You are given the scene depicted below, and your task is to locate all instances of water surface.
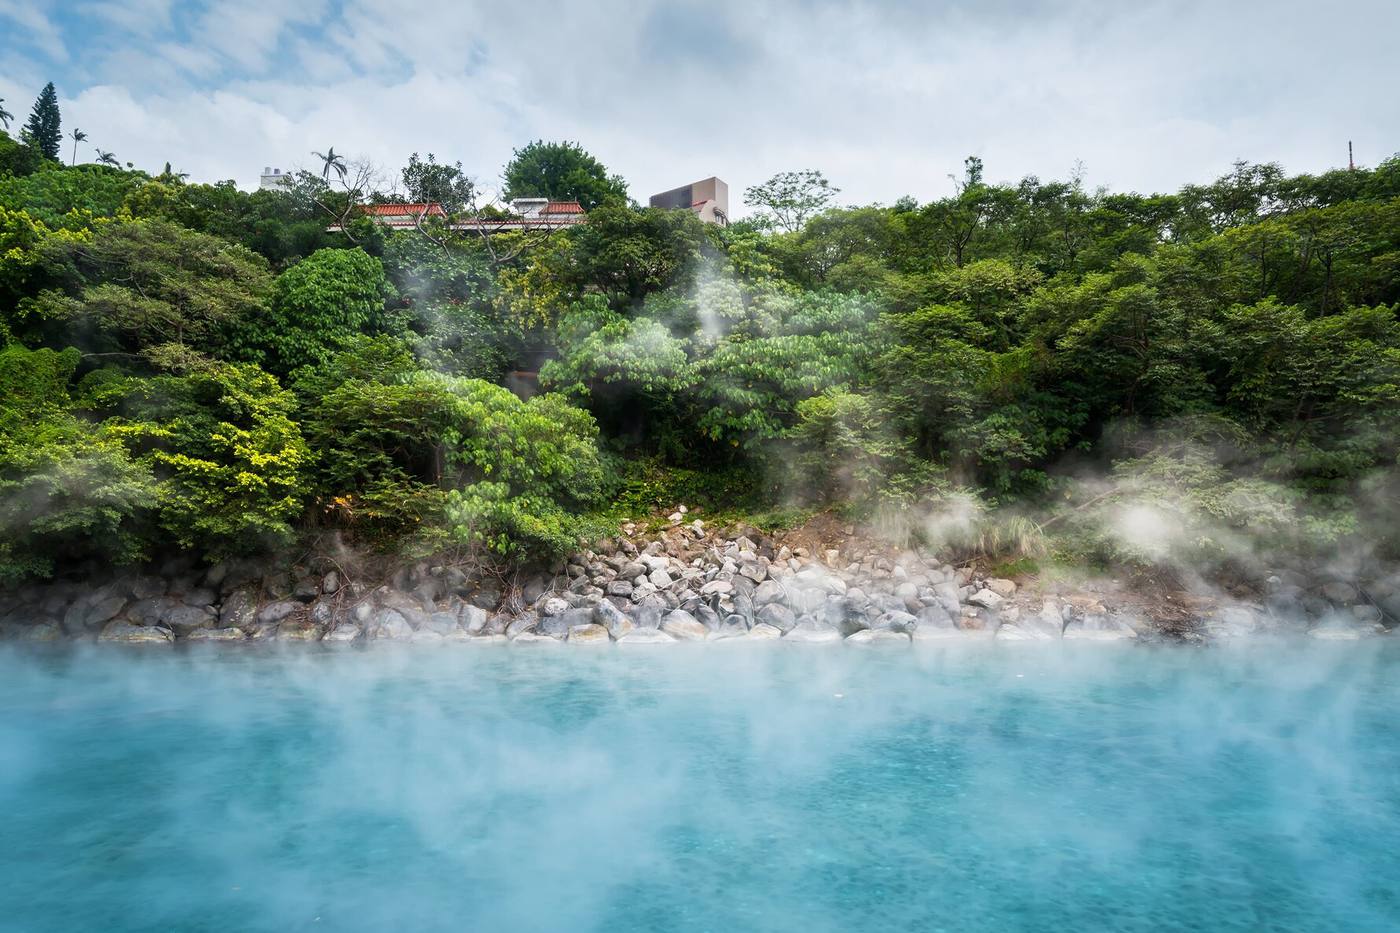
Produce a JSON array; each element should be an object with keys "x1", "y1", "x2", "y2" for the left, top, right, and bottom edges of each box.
[{"x1": 1, "y1": 641, "x2": 1397, "y2": 931}]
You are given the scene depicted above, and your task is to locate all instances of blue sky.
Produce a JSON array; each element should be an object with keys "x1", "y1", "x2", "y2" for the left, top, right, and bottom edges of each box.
[{"x1": 2, "y1": 0, "x2": 1397, "y2": 209}]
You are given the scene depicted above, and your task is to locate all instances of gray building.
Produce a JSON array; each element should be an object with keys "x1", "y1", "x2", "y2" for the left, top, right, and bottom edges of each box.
[{"x1": 650, "y1": 177, "x2": 729, "y2": 225}]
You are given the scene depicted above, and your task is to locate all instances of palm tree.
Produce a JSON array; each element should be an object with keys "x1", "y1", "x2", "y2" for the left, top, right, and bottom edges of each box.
[
  {"x1": 160, "y1": 161, "x2": 189, "y2": 182},
  {"x1": 0, "y1": 99, "x2": 12, "y2": 131},
  {"x1": 95, "y1": 148, "x2": 119, "y2": 167},
  {"x1": 70, "y1": 128, "x2": 87, "y2": 165},
  {"x1": 312, "y1": 146, "x2": 347, "y2": 183}
]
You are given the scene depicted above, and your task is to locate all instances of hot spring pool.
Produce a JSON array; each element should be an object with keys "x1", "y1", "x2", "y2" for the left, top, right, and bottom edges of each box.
[{"x1": 1, "y1": 641, "x2": 1397, "y2": 932}]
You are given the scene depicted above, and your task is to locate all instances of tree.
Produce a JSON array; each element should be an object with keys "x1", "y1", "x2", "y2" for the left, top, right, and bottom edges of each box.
[
  {"x1": 95, "y1": 149, "x2": 119, "y2": 167},
  {"x1": 25, "y1": 218, "x2": 274, "y2": 353},
  {"x1": 23, "y1": 83, "x2": 61, "y2": 160},
  {"x1": 501, "y1": 140, "x2": 628, "y2": 210},
  {"x1": 234, "y1": 247, "x2": 399, "y2": 374},
  {"x1": 401, "y1": 152, "x2": 474, "y2": 212},
  {"x1": 313, "y1": 146, "x2": 347, "y2": 182},
  {"x1": 0, "y1": 99, "x2": 13, "y2": 131},
  {"x1": 743, "y1": 170, "x2": 840, "y2": 233},
  {"x1": 69, "y1": 128, "x2": 86, "y2": 165}
]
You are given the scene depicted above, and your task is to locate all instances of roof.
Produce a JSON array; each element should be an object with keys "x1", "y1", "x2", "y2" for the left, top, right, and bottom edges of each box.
[
  {"x1": 540, "y1": 200, "x2": 584, "y2": 215},
  {"x1": 359, "y1": 202, "x2": 447, "y2": 217}
]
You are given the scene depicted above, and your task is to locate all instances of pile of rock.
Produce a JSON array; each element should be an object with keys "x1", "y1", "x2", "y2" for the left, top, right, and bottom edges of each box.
[{"x1": 0, "y1": 525, "x2": 1393, "y2": 645}]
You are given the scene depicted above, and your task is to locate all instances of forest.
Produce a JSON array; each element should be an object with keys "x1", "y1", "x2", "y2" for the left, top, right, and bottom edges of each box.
[{"x1": 2, "y1": 83, "x2": 1398, "y2": 585}]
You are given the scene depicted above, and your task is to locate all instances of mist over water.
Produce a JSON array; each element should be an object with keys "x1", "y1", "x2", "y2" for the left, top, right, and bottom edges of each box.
[{"x1": 2, "y1": 642, "x2": 1398, "y2": 932}]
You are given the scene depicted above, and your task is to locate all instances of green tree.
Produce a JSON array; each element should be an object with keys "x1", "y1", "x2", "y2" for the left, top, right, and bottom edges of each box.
[
  {"x1": 22, "y1": 83, "x2": 61, "y2": 160},
  {"x1": 0, "y1": 98, "x2": 13, "y2": 131},
  {"x1": 26, "y1": 218, "x2": 273, "y2": 354},
  {"x1": 743, "y1": 170, "x2": 840, "y2": 233},
  {"x1": 68, "y1": 128, "x2": 86, "y2": 165},
  {"x1": 400, "y1": 152, "x2": 474, "y2": 212},
  {"x1": 233, "y1": 247, "x2": 399, "y2": 374},
  {"x1": 502, "y1": 140, "x2": 628, "y2": 210}
]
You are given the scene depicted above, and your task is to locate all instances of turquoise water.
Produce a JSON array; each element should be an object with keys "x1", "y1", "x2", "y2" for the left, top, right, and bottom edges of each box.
[{"x1": 1, "y1": 642, "x2": 1398, "y2": 932}]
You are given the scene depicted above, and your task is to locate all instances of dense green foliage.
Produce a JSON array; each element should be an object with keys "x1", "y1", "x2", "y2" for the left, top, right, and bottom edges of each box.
[
  {"x1": 1, "y1": 90, "x2": 1397, "y2": 578},
  {"x1": 22, "y1": 84, "x2": 61, "y2": 161},
  {"x1": 502, "y1": 140, "x2": 629, "y2": 210}
]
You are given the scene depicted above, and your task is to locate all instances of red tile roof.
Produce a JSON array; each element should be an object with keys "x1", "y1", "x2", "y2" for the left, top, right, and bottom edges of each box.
[
  {"x1": 540, "y1": 200, "x2": 584, "y2": 215},
  {"x1": 359, "y1": 202, "x2": 447, "y2": 217}
]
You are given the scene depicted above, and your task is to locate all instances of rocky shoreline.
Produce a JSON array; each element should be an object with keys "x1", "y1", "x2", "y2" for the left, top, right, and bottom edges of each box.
[{"x1": 1, "y1": 518, "x2": 1394, "y2": 647}]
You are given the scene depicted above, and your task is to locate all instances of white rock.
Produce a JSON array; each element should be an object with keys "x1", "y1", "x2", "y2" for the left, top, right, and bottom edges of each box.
[
  {"x1": 968, "y1": 588, "x2": 1004, "y2": 610},
  {"x1": 568, "y1": 623, "x2": 611, "y2": 645},
  {"x1": 747, "y1": 622, "x2": 783, "y2": 640},
  {"x1": 846, "y1": 629, "x2": 910, "y2": 645}
]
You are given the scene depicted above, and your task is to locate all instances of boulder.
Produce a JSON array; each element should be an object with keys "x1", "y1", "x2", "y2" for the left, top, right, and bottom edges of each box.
[
  {"x1": 874, "y1": 610, "x2": 919, "y2": 634},
  {"x1": 568, "y1": 623, "x2": 611, "y2": 645},
  {"x1": 1021, "y1": 602, "x2": 1065, "y2": 639},
  {"x1": 785, "y1": 622, "x2": 841, "y2": 644},
  {"x1": 593, "y1": 599, "x2": 634, "y2": 639},
  {"x1": 753, "y1": 579, "x2": 786, "y2": 606},
  {"x1": 460, "y1": 605, "x2": 489, "y2": 634},
  {"x1": 163, "y1": 605, "x2": 216, "y2": 636},
  {"x1": 511, "y1": 631, "x2": 562, "y2": 645},
  {"x1": 756, "y1": 603, "x2": 797, "y2": 633},
  {"x1": 747, "y1": 622, "x2": 783, "y2": 640},
  {"x1": 617, "y1": 628, "x2": 677, "y2": 645},
  {"x1": 699, "y1": 579, "x2": 734, "y2": 598},
  {"x1": 606, "y1": 580, "x2": 635, "y2": 599},
  {"x1": 219, "y1": 587, "x2": 259, "y2": 629},
  {"x1": 99, "y1": 621, "x2": 173, "y2": 644},
  {"x1": 660, "y1": 610, "x2": 708, "y2": 641},
  {"x1": 422, "y1": 612, "x2": 461, "y2": 636},
  {"x1": 968, "y1": 589, "x2": 1004, "y2": 610},
  {"x1": 540, "y1": 597, "x2": 570, "y2": 617},
  {"x1": 846, "y1": 628, "x2": 910, "y2": 645},
  {"x1": 1062, "y1": 613, "x2": 1138, "y2": 640},
  {"x1": 505, "y1": 614, "x2": 540, "y2": 639},
  {"x1": 185, "y1": 627, "x2": 247, "y2": 642},
  {"x1": 985, "y1": 578, "x2": 1017, "y2": 598},
  {"x1": 538, "y1": 607, "x2": 592, "y2": 638},
  {"x1": 276, "y1": 618, "x2": 323, "y2": 641},
  {"x1": 932, "y1": 582, "x2": 962, "y2": 617},
  {"x1": 257, "y1": 599, "x2": 301, "y2": 626},
  {"x1": 369, "y1": 609, "x2": 414, "y2": 640},
  {"x1": 322, "y1": 622, "x2": 362, "y2": 643}
]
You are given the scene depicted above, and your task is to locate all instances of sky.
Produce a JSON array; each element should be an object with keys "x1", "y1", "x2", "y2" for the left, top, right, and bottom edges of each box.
[{"x1": 1, "y1": 0, "x2": 1397, "y2": 212}]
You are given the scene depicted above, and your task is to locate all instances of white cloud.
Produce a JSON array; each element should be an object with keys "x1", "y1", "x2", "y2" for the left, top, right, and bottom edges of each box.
[{"x1": 10, "y1": 0, "x2": 1400, "y2": 207}]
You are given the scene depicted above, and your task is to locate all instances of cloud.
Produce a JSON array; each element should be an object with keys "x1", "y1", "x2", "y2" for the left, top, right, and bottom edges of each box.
[{"x1": 3, "y1": 0, "x2": 1397, "y2": 207}]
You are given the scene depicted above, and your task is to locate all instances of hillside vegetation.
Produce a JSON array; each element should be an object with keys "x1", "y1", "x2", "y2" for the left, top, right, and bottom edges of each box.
[{"x1": 2, "y1": 124, "x2": 1398, "y2": 584}]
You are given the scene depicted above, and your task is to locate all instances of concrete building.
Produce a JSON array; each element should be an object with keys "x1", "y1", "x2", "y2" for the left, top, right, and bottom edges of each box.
[
  {"x1": 649, "y1": 177, "x2": 729, "y2": 225},
  {"x1": 259, "y1": 166, "x2": 293, "y2": 191}
]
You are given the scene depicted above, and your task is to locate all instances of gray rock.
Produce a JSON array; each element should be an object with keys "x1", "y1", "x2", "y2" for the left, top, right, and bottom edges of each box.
[
  {"x1": 219, "y1": 587, "x2": 258, "y2": 629},
  {"x1": 181, "y1": 588, "x2": 218, "y2": 608},
  {"x1": 85, "y1": 596, "x2": 129, "y2": 630},
  {"x1": 846, "y1": 628, "x2": 910, "y2": 645},
  {"x1": 163, "y1": 605, "x2": 216, "y2": 636},
  {"x1": 21, "y1": 623, "x2": 63, "y2": 642},
  {"x1": 968, "y1": 589, "x2": 1004, "y2": 610},
  {"x1": 538, "y1": 607, "x2": 591, "y2": 638},
  {"x1": 322, "y1": 571, "x2": 341, "y2": 595},
  {"x1": 617, "y1": 628, "x2": 677, "y2": 645},
  {"x1": 756, "y1": 603, "x2": 797, "y2": 633},
  {"x1": 322, "y1": 622, "x2": 362, "y2": 643},
  {"x1": 933, "y1": 582, "x2": 962, "y2": 617},
  {"x1": 511, "y1": 631, "x2": 563, "y2": 645},
  {"x1": 606, "y1": 580, "x2": 635, "y2": 598},
  {"x1": 503, "y1": 613, "x2": 539, "y2": 638},
  {"x1": 915, "y1": 604, "x2": 956, "y2": 632},
  {"x1": 700, "y1": 579, "x2": 734, "y2": 597},
  {"x1": 99, "y1": 621, "x2": 173, "y2": 644},
  {"x1": 1062, "y1": 613, "x2": 1138, "y2": 640},
  {"x1": 460, "y1": 605, "x2": 489, "y2": 634},
  {"x1": 785, "y1": 622, "x2": 841, "y2": 644},
  {"x1": 648, "y1": 568, "x2": 674, "y2": 588},
  {"x1": 660, "y1": 610, "x2": 707, "y2": 640},
  {"x1": 874, "y1": 610, "x2": 919, "y2": 633},
  {"x1": 568, "y1": 623, "x2": 611, "y2": 645},
  {"x1": 985, "y1": 578, "x2": 1017, "y2": 598},
  {"x1": 369, "y1": 609, "x2": 414, "y2": 640},
  {"x1": 257, "y1": 599, "x2": 301, "y2": 626},
  {"x1": 748, "y1": 622, "x2": 782, "y2": 640},
  {"x1": 593, "y1": 599, "x2": 634, "y2": 639},
  {"x1": 423, "y1": 611, "x2": 461, "y2": 635},
  {"x1": 753, "y1": 579, "x2": 786, "y2": 606},
  {"x1": 1022, "y1": 602, "x2": 1065, "y2": 639},
  {"x1": 275, "y1": 617, "x2": 322, "y2": 641},
  {"x1": 185, "y1": 627, "x2": 247, "y2": 642},
  {"x1": 540, "y1": 597, "x2": 570, "y2": 617}
]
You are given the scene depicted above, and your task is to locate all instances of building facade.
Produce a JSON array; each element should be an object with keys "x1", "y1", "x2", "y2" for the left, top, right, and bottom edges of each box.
[{"x1": 649, "y1": 177, "x2": 729, "y2": 225}]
